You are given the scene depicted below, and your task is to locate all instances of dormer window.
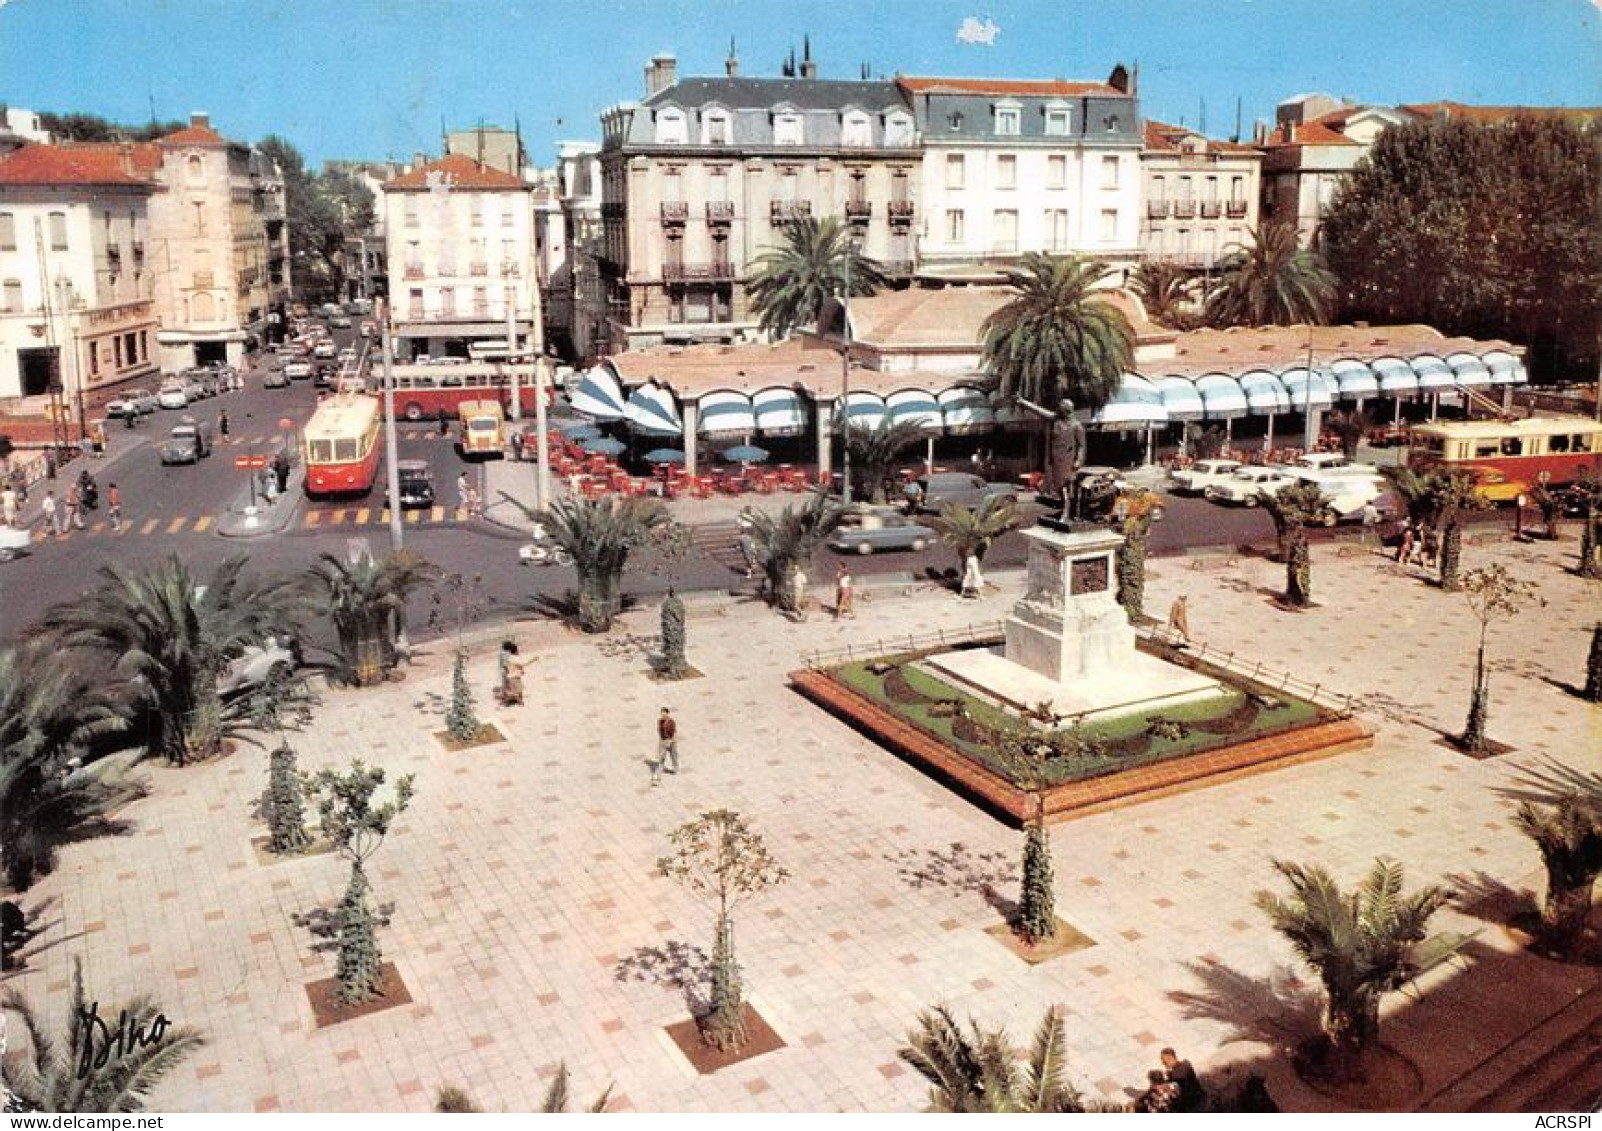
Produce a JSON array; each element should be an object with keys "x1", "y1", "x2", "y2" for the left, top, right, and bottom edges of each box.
[
  {"x1": 994, "y1": 103, "x2": 1022, "y2": 136},
  {"x1": 841, "y1": 109, "x2": 871, "y2": 147},
  {"x1": 1104, "y1": 115, "x2": 1121, "y2": 133},
  {"x1": 882, "y1": 110, "x2": 913, "y2": 147},
  {"x1": 654, "y1": 107, "x2": 687, "y2": 145},
  {"x1": 1044, "y1": 102, "x2": 1071, "y2": 136},
  {"x1": 773, "y1": 108, "x2": 804, "y2": 146},
  {"x1": 947, "y1": 111, "x2": 964, "y2": 131},
  {"x1": 701, "y1": 108, "x2": 731, "y2": 145}
]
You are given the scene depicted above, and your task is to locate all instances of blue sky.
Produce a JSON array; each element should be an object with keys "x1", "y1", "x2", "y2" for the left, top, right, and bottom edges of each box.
[{"x1": 3, "y1": 0, "x2": 1598, "y2": 168}]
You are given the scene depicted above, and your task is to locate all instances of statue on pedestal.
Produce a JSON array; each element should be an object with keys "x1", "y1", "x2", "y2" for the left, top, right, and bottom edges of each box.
[{"x1": 1017, "y1": 397, "x2": 1087, "y2": 520}]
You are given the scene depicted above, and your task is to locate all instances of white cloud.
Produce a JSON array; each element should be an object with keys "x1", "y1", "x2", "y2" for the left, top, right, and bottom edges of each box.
[{"x1": 955, "y1": 16, "x2": 1000, "y2": 46}]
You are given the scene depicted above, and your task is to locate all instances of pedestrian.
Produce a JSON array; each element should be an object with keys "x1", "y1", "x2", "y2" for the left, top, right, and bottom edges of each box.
[
  {"x1": 1, "y1": 485, "x2": 15, "y2": 528},
  {"x1": 497, "y1": 640, "x2": 528, "y2": 706},
  {"x1": 1360, "y1": 500, "x2": 1379, "y2": 544},
  {"x1": 262, "y1": 468, "x2": 279, "y2": 502},
  {"x1": 510, "y1": 429, "x2": 524, "y2": 462},
  {"x1": 273, "y1": 448, "x2": 291, "y2": 494},
  {"x1": 466, "y1": 486, "x2": 482, "y2": 519},
  {"x1": 791, "y1": 561, "x2": 809, "y2": 620},
  {"x1": 456, "y1": 471, "x2": 470, "y2": 518},
  {"x1": 91, "y1": 421, "x2": 107, "y2": 456},
  {"x1": 218, "y1": 410, "x2": 230, "y2": 438},
  {"x1": 737, "y1": 527, "x2": 759, "y2": 578},
  {"x1": 834, "y1": 564, "x2": 855, "y2": 619},
  {"x1": 1396, "y1": 522, "x2": 1415, "y2": 565},
  {"x1": 107, "y1": 482, "x2": 122, "y2": 532},
  {"x1": 1159, "y1": 1049, "x2": 1208, "y2": 1113},
  {"x1": 42, "y1": 490, "x2": 62, "y2": 537},
  {"x1": 10, "y1": 467, "x2": 26, "y2": 505},
  {"x1": 1168, "y1": 594, "x2": 1191, "y2": 643},
  {"x1": 1421, "y1": 526, "x2": 1439, "y2": 569},
  {"x1": 64, "y1": 482, "x2": 83, "y2": 530},
  {"x1": 961, "y1": 551, "x2": 985, "y2": 599},
  {"x1": 651, "y1": 706, "x2": 678, "y2": 785}
]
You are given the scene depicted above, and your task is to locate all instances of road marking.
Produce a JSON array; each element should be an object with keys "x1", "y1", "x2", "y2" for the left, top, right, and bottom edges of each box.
[
  {"x1": 430, "y1": 506, "x2": 444, "y2": 523},
  {"x1": 140, "y1": 518, "x2": 158, "y2": 535},
  {"x1": 330, "y1": 508, "x2": 348, "y2": 525},
  {"x1": 90, "y1": 521, "x2": 105, "y2": 534},
  {"x1": 166, "y1": 517, "x2": 186, "y2": 534},
  {"x1": 406, "y1": 509, "x2": 420, "y2": 524},
  {"x1": 193, "y1": 515, "x2": 212, "y2": 532},
  {"x1": 305, "y1": 511, "x2": 322, "y2": 527},
  {"x1": 354, "y1": 508, "x2": 370, "y2": 525}
]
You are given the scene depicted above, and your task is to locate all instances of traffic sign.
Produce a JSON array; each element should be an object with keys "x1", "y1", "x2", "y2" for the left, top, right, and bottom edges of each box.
[
  {"x1": 234, "y1": 455, "x2": 251, "y2": 469},
  {"x1": 278, "y1": 417, "x2": 294, "y2": 431},
  {"x1": 236, "y1": 455, "x2": 268, "y2": 470}
]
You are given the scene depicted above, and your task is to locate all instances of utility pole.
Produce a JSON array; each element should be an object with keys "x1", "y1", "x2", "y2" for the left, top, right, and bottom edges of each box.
[
  {"x1": 379, "y1": 298, "x2": 403, "y2": 551},
  {"x1": 505, "y1": 288, "x2": 521, "y2": 423},
  {"x1": 840, "y1": 245, "x2": 852, "y2": 505},
  {"x1": 528, "y1": 259, "x2": 551, "y2": 512}
]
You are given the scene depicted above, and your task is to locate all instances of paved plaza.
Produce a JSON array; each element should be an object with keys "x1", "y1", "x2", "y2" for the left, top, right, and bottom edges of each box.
[{"x1": 11, "y1": 531, "x2": 1598, "y2": 1112}]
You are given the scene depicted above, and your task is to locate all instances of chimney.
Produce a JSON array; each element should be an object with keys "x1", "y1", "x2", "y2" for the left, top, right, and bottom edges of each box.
[
  {"x1": 801, "y1": 35, "x2": 816, "y2": 79},
  {"x1": 645, "y1": 53, "x2": 677, "y2": 97},
  {"x1": 1107, "y1": 63, "x2": 1130, "y2": 94},
  {"x1": 118, "y1": 142, "x2": 134, "y2": 176},
  {"x1": 726, "y1": 38, "x2": 738, "y2": 78},
  {"x1": 190, "y1": 111, "x2": 210, "y2": 131},
  {"x1": 413, "y1": 151, "x2": 427, "y2": 171}
]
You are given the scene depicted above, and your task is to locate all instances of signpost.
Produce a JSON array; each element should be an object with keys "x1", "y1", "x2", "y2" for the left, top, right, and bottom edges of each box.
[{"x1": 237, "y1": 454, "x2": 267, "y2": 506}]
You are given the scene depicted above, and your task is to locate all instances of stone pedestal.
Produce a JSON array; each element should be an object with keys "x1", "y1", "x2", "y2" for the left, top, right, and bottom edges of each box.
[{"x1": 1004, "y1": 524, "x2": 1133, "y2": 683}]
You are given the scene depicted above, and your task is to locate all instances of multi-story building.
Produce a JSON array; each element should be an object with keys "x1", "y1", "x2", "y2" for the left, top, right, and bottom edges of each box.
[
  {"x1": 380, "y1": 153, "x2": 536, "y2": 359},
  {"x1": 326, "y1": 159, "x2": 404, "y2": 303},
  {"x1": 144, "y1": 113, "x2": 291, "y2": 368},
  {"x1": 0, "y1": 108, "x2": 52, "y2": 156},
  {"x1": 0, "y1": 142, "x2": 162, "y2": 411},
  {"x1": 899, "y1": 70, "x2": 1143, "y2": 276},
  {"x1": 1257, "y1": 94, "x2": 1409, "y2": 244},
  {"x1": 1140, "y1": 119, "x2": 1261, "y2": 270},
  {"x1": 556, "y1": 141, "x2": 604, "y2": 361},
  {"x1": 444, "y1": 125, "x2": 527, "y2": 179},
  {"x1": 597, "y1": 49, "x2": 922, "y2": 350}
]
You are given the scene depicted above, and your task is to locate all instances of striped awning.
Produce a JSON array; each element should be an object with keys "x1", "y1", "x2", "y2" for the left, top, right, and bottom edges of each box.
[
  {"x1": 623, "y1": 382, "x2": 683, "y2": 437},
  {"x1": 1371, "y1": 357, "x2": 1420, "y2": 397},
  {"x1": 1482, "y1": 350, "x2": 1526, "y2": 385},
  {"x1": 753, "y1": 387, "x2": 807, "y2": 435},
  {"x1": 1079, "y1": 374, "x2": 1168, "y2": 429},
  {"x1": 570, "y1": 365, "x2": 628, "y2": 420},
  {"x1": 1444, "y1": 352, "x2": 1493, "y2": 389},
  {"x1": 839, "y1": 390, "x2": 888, "y2": 432},
  {"x1": 1330, "y1": 358, "x2": 1380, "y2": 400},
  {"x1": 886, "y1": 388, "x2": 943, "y2": 433},
  {"x1": 696, "y1": 390, "x2": 756, "y2": 437},
  {"x1": 1279, "y1": 366, "x2": 1337, "y2": 410},
  {"x1": 1193, "y1": 373, "x2": 1249, "y2": 420},
  {"x1": 1410, "y1": 354, "x2": 1457, "y2": 391},
  {"x1": 1153, "y1": 376, "x2": 1206, "y2": 422},
  {"x1": 937, "y1": 385, "x2": 996, "y2": 433},
  {"x1": 1238, "y1": 369, "x2": 1292, "y2": 415}
]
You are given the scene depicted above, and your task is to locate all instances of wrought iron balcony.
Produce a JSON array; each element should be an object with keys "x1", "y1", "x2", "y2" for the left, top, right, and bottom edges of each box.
[
  {"x1": 1225, "y1": 200, "x2": 1249, "y2": 218},
  {"x1": 469, "y1": 262, "x2": 489, "y2": 276},
  {"x1": 706, "y1": 200, "x2": 735, "y2": 223},
  {"x1": 663, "y1": 261, "x2": 737, "y2": 282},
  {"x1": 881, "y1": 259, "x2": 916, "y2": 277},
  {"x1": 660, "y1": 201, "x2": 689, "y2": 224},
  {"x1": 404, "y1": 265, "x2": 424, "y2": 280},
  {"x1": 1171, "y1": 200, "x2": 1196, "y2": 219},
  {"x1": 1147, "y1": 201, "x2": 1170, "y2": 219},
  {"x1": 1199, "y1": 200, "x2": 1222, "y2": 219},
  {"x1": 888, "y1": 200, "x2": 915, "y2": 225},
  {"x1": 770, "y1": 200, "x2": 812, "y2": 221},
  {"x1": 845, "y1": 199, "x2": 873, "y2": 220}
]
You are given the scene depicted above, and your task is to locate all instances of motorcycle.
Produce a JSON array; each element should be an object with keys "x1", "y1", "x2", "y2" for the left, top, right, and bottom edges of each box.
[
  {"x1": 78, "y1": 472, "x2": 99, "y2": 510},
  {"x1": 518, "y1": 522, "x2": 572, "y2": 567}
]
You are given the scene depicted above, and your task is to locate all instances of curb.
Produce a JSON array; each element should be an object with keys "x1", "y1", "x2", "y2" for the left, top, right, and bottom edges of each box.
[{"x1": 216, "y1": 467, "x2": 305, "y2": 539}]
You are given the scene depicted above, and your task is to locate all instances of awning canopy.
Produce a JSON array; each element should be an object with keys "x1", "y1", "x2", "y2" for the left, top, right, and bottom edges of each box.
[
  {"x1": 752, "y1": 387, "x2": 808, "y2": 435},
  {"x1": 937, "y1": 385, "x2": 996, "y2": 433},
  {"x1": 1079, "y1": 374, "x2": 1168, "y2": 428},
  {"x1": 1371, "y1": 357, "x2": 1419, "y2": 397},
  {"x1": 840, "y1": 390, "x2": 888, "y2": 432},
  {"x1": 1279, "y1": 366, "x2": 1337, "y2": 410},
  {"x1": 886, "y1": 388, "x2": 943, "y2": 433},
  {"x1": 1410, "y1": 354, "x2": 1456, "y2": 391},
  {"x1": 1482, "y1": 350, "x2": 1526, "y2": 385},
  {"x1": 570, "y1": 365, "x2": 628, "y2": 420},
  {"x1": 1330, "y1": 358, "x2": 1380, "y2": 400},
  {"x1": 1193, "y1": 373, "x2": 1248, "y2": 420},
  {"x1": 1444, "y1": 352, "x2": 1493, "y2": 389},
  {"x1": 624, "y1": 382, "x2": 684, "y2": 437},
  {"x1": 696, "y1": 389, "x2": 756, "y2": 437},
  {"x1": 1152, "y1": 376, "x2": 1206, "y2": 422},
  {"x1": 1238, "y1": 369, "x2": 1291, "y2": 415}
]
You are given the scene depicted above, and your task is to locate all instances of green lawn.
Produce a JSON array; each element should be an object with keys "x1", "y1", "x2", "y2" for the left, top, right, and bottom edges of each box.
[{"x1": 833, "y1": 649, "x2": 1326, "y2": 787}]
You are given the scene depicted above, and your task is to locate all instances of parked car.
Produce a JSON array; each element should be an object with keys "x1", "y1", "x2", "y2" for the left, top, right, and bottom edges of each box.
[
  {"x1": 262, "y1": 367, "x2": 289, "y2": 389},
  {"x1": 387, "y1": 460, "x2": 435, "y2": 509},
  {"x1": 313, "y1": 340, "x2": 337, "y2": 360},
  {"x1": 216, "y1": 636, "x2": 298, "y2": 698},
  {"x1": 1170, "y1": 458, "x2": 1242, "y2": 495},
  {"x1": 105, "y1": 387, "x2": 158, "y2": 417},
  {"x1": 157, "y1": 380, "x2": 190, "y2": 410},
  {"x1": 828, "y1": 506, "x2": 938, "y2": 555},
  {"x1": 0, "y1": 524, "x2": 32, "y2": 562},
  {"x1": 284, "y1": 360, "x2": 313, "y2": 381},
  {"x1": 158, "y1": 418, "x2": 214, "y2": 465},
  {"x1": 330, "y1": 314, "x2": 352, "y2": 328},
  {"x1": 908, "y1": 472, "x2": 1018, "y2": 513},
  {"x1": 1205, "y1": 466, "x2": 1296, "y2": 505},
  {"x1": 360, "y1": 320, "x2": 377, "y2": 338},
  {"x1": 314, "y1": 363, "x2": 336, "y2": 389}
]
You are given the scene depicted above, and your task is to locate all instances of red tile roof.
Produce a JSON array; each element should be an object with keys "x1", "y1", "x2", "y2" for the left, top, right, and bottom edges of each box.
[
  {"x1": 384, "y1": 153, "x2": 528, "y2": 191},
  {"x1": 1261, "y1": 120, "x2": 1359, "y2": 148},
  {"x1": 897, "y1": 76, "x2": 1119, "y2": 98},
  {"x1": 158, "y1": 123, "x2": 229, "y2": 147},
  {"x1": 1143, "y1": 120, "x2": 1261, "y2": 155},
  {"x1": 0, "y1": 143, "x2": 158, "y2": 187},
  {"x1": 1399, "y1": 100, "x2": 1602, "y2": 124}
]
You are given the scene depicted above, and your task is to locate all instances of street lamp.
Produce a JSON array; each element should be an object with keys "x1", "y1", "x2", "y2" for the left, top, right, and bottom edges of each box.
[
  {"x1": 839, "y1": 242, "x2": 855, "y2": 506},
  {"x1": 377, "y1": 298, "x2": 403, "y2": 552}
]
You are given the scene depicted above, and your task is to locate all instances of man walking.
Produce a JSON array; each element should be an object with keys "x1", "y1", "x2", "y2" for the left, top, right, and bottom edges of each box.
[
  {"x1": 1, "y1": 484, "x2": 15, "y2": 528},
  {"x1": 457, "y1": 471, "x2": 471, "y2": 519},
  {"x1": 510, "y1": 429, "x2": 524, "y2": 463},
  {"x1": 64, "y1": 481, "x2": 84, "y2": 530},
  {"x1": 834, "y1": 564, "x2": 855, "y2": 619},
  {"x1": 1167, "y1": 594, "x2": 1191, "y2": 644},
  {"x1": 42, "y1": 490, "x2": 62, "y2": 537},
  {"x1": 107, "y1": 482, "x2": 123, "y2": 533},
  {"x1": 218, "y1": 409, "x2": 230, "y2": 439},
  {"x1": 651, "y1": 706, "x2": 679, "y2": 785}
]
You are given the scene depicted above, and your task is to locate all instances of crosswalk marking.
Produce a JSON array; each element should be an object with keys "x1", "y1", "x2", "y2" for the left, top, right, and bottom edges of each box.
[
  {"x1": 140, "y1": 518, "x2": 158, "y2": 535},
  {"x1": 430, "y1": 506, "x2": 444, "y2": 523},
  {"x1": 305, "y1": 511, "x2": 322, "y2": 527},
  {"x1": 166, "y1": 517, "x2": 186, "y2": 534},
  {"x1": 354, "y1": 508, "x2": 370, "y2": 524},
  {"x1": 193, "y1": 516, "x2": 212, "y2": 532},
  {"x1": 406, "y1": 509, "x2": 420, "y2": 524},
  {"x1": 330, "y1": 509, "x2": 348, "y2": 525}
]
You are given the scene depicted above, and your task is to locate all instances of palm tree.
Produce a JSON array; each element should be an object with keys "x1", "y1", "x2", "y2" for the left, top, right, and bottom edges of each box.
[
  {"x1": 746, "y1": 215, "x2": 889, "y2": 339},
  {"x1": 843, "y1": 420, "x2": 926, "y2": 503},
  {"x1": 1255, "y1": 858, "x2": 1451, "y2": 1082},
  {"x1": 931, "y1": 495, "x2": 1018, "y2": 578},
  {"x1": 741, "y1": 490, "x2": 844, "y2": 613},
  {"x1": 307, "y1": 551, "x2": 439, "y2": 686},
  {"x1": 1130, "y1": 259, "x2": 1199, "y2": 329},
  {"x1": 433, "y1": 1065, "x2": 610, "y2": 1113},
  {"x1": 538, "y1": 496, "x2": 669, "y2": 633},
  {"x1": 899, "y1": 1005, "x2": 1090, "y2": 1112},
  {"x1": 981, "y1": 253, "x2": 1133, "y2": 413},
  {"x1": 1511, "y1": 793, "x2": 1600, "y2": 958},
  {"x1": 1324, "y1": 408, "x2": 1369, "y2": 460},
  {"x1": 1259, "y1": 481, "x2": 1329, "y2": 608},
  {"x1": 0, "y1": 646, "x2": 131, "y2": 890},
  {"x1": 43, "y1": 557, "x2": 299, "y2": 765},
  {"x1": 1570, "y1": 471, "x2": 1602, "y2": 578},
  {"x1": 1380, "y1": 465, "x2": 1439, "y2": 528},
  {"x1": 1, "y1": 958, "x2": 204, "y2": 1112},
  {"x1": 1204, "y1": 222, "x2": 1338, "y2": 327},
  {"x1": 1424, "y1": 469, "x2": 1488, "y2": 590}
]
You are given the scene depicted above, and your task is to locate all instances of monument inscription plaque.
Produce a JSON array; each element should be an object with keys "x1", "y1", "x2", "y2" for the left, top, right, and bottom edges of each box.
[{"x1": 1070, "y1": 556, "x2": 1109, "y2": 595}]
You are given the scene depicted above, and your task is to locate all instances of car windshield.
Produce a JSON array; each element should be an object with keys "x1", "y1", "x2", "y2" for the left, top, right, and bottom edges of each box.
[{"x1": 468, "y1": 419, "x2": 498, "y2": 431}]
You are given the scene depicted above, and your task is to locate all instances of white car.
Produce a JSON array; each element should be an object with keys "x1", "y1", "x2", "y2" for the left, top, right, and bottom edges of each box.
[
  {"x1": 106, "y1": 387, "x2": 158, "y2": 417},
  {"x1": 0, "y1": 524, "x2": 33, "y2": 562},
  {"x1": 313, "y1": 341, "x2": 337, "y2": 360},
  {"x1": 1205, "y1": 466, "x2": 1295, "y2": 505},
  {"x1": 157, "y1": 381, "x2": 190, "y2": 409},
  {"x1": 284, "y1": 360, "x2": 313, "y2": 381},
  {"x1": 1170, "y1": 459, "x2": 1242, "y2": 495}
]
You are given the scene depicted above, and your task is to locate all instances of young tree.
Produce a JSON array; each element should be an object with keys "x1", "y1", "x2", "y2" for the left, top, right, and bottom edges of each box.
[
  {"x1": 1130, "y1": 259, "x2": 1200, "y2": 329},
  {"x1": 1259, "y1": 481, "x2": 1329, "y2": 608},
  {"x1": 538, "y1": 496, "x2": 670, "y2": 633},
  {"x1": 1, "y1": 959, "x2": 203, "y2": 1112},
  {"x1": 314, "y1": 761, "x2": 415, "y2": 1005},
  {"x1": 843, "y1": 420, "x2": 925, "y2": 503},
  {"x1": 900, "y1": 1005, "x2": 1091, "y2": 1113},
  {"x1": 981, "y1": 253, "x2": 1132, "y2": 412},
  {"x1": 1204, "y1": 222, "x2": 1337, "y2": 327},
  {"x1": 931, "y1": 495, "x2": 1018, "y2": 579},
  {"x1": 747, "y1": 216, "x2": 889, "y2": 339},
  {"x1": 1426, "y1": 469, "x2": 1488, "y2": 591},
  {"x1": 1255, "y1": 858, "x2": 1450, "y2": 1082},
  {"x1": 1115, "y1": 489, "x2": 1161, "y2": 618},
  {"x1": 1571, "y1": 472, "x2": 1602, "y2": 579},
  {"x1": 434, "y1": 1065, "x2": 610, "y2": 1113},
  {"x1": 659, "y1": 588, "x2": 688, "y2": 680},
  {"x1": 1456, "y1": 564, "x2": 1542, "y2": 755},
  {"x1": 657, "y1": 810, "x2": 789, "y2": 1052},
  {"x1": 266, "y1": 744, "x2": 313, "y2": 855},
  {"x1": 1585, "y1": 623, "x2": 1602, "y2": 704},
  {"x1": 741, "y1": 491, "x2": 845, "y2": 614},
  {"x1": 307, "y1": 551, "x2": 438, "y2": 686},
  {"x1": 1512, "y1": 792, "x2": 1601, "y2": 958},
  {"x1": 444, "y1": 650, "x2": 479, "y2": 743}
]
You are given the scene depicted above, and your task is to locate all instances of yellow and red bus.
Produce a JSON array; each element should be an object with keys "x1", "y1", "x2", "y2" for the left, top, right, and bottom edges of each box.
[
  {"x1": 302, "y1": 393, "x2": 382, "y2": 497},
  {"x1": 1408, "y1": 414, "x2": 1602, "y2": 492}
]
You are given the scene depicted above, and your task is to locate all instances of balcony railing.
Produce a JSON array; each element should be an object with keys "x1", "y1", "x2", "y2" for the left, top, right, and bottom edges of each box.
[
  {"x1": 845, "y1": 199, "x2": 872, "y2": 220},
  {"x1": 469, "y1": 262, "x2": 489, "y2": 276},
  {"x1": 404, "y1": 265, "x2": 424, "y2": 280},
  {"x1": 1147, "y1": 201, "x2": 1170, "y2": 219},
  {"x1": 1199, "y1": 200, "x2": 1222, "y2": 219},
  {"x1": 888, "y1": 200, "x2": 915, "y2": 225},
  {"x1": 601, "y1": 202, "x2": 625, "y2": 220},
  {"x1": 192, "y1": 271, "x2": 214, "y2": 288},
  {"x1": 1171, "y1": 200, "x2": 1196, "y2": 219},
  {"x1": 882, "y1": 259, "x2": 915, "y2": 277},
  {"x1": 663, "y1": 261, "x2": 736, "y2": 282},
  {"x1": 706, "y1": 201, "x2": 735, "y2": 223},
  {"x1": 1226, "y1": 200, "x2": 1249, "y2": 218},
  {"x1": 661, "y1": 201, "x2": 689, "y2": 224},
  {"x1": 770, "y1": 200, "x2": 812, "y2": 221}
]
